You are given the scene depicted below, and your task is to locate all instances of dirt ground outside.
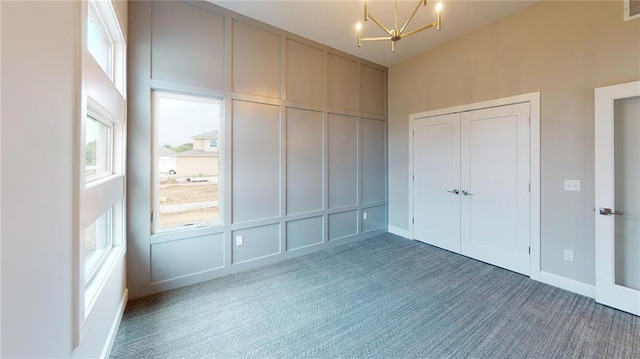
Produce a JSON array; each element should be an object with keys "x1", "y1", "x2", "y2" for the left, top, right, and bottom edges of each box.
[{"x1": 158, "y1": 178, "x2": 220, "y2": 228}]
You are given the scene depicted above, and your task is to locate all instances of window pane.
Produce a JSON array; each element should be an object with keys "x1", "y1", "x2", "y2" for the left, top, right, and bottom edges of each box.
[
  {"x1": 85, "y1": 208, "x2": 113, "y2": 280},
  {"x1": 154, "y1": 92, "x2": 222, "y2": 230},
  {"x1": 87, "y1": 6, "x2": 112, "y2": 78},
  {"x1": 86, "y1": 116, "x2": 112, "y2": 180}
]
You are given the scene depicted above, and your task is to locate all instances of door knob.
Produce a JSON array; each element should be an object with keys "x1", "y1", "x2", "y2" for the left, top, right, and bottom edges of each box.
[
  {"x1": 461, "y1": 190, "x2": 473, "y2": 196},
  {"x1": 599, "y1": 207, "x2": 623, "y2": 216},
  {"x1": 447, "y1": 189, "x2": 460, "y2": 195}
]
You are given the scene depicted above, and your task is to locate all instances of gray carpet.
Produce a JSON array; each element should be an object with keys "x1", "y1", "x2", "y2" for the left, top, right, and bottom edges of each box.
[{"x1": 111, "y1": 233, "x2": 640, "y2": 358}]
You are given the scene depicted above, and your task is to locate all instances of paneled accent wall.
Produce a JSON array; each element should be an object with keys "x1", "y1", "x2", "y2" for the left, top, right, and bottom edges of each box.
[{"x1": 128, "y1": 0, "x2": 388, "y2": 298}]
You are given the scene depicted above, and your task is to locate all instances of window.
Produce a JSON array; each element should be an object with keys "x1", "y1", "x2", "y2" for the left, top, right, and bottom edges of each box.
[
  {"x1": 209, "y1": 139, "x2": 218, "y2": 147},
  {"x1": 77, "y1": 0, "x2": 126, "y2": 341},
  {"x1": 153, "y1": 91, "x2": 223, "y2": 232},
  {"x1": 84, "y1": 208, "x2": 113, "y2": 281},
  {"x1": 87, "y1": 3, "x2": 113, "y2": 79},
  {"x1": 85, "y1": 115, "x2": 112, "y2": 180}
]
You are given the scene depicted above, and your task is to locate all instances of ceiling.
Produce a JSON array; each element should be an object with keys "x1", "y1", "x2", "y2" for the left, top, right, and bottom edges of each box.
[{"x1": 209, "y1": 0, "x2": 539, "y2": 67}]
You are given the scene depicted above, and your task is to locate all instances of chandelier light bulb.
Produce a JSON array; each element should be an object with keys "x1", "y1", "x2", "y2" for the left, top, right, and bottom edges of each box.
[
  {"x1": 355, "y1": 22, "x2": 362, "y2": 31},
  {"x1": 436, "y1": 2, "x2": 443, "y2": 12}
]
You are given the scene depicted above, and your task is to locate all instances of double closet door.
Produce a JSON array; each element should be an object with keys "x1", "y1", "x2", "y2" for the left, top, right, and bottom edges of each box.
[{"x1": 414, "y1": 103, "x2": 531, "y2": 275}]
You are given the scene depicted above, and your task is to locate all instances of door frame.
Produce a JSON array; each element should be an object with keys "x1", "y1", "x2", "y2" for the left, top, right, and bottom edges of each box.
[
  {"x1": 594, "y1": 80, "x2": 640, "y2": 315},
  {"x1": 408, "y1": 92, "x2": 541, "y2": 280}
]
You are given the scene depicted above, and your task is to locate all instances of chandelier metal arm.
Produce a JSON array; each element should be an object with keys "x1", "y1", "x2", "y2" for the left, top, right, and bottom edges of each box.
[
  {"x1": 366, "y1": 12, "x2": 394, "y2": 36},
  {"x1": 400, "y1": 21, "x2": 438, "y2": 38},
  {"x1": 360, "y1": 36, "x2": 393, "y2": 42},
  {"x1": 399, "y1": 0, "x2": 428, "y2": 35}
]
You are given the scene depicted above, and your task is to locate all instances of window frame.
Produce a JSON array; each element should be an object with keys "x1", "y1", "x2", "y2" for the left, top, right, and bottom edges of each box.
[
  {"x1": 151, "y1": 90, "x2": 224, "y2": 234},
  {"x1": 75, "y1": 0, "x2": 127, "y2": 347},
  {"x1": 85, "y1": 111, "x2": 114, "y2": 183},
  {"x1": 84, "y1": 207, "x2": 114, "y2": 283},
  {"x1": 87, "y1": 1, "x2": 114, "y2": 80}
]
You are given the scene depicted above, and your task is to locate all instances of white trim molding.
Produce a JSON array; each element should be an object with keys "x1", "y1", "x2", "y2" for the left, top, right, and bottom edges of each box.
[
  {"x1": 408, "y1": 91, "x2": 541, "y2": 280},
  {"x1": 100, "y1": 289, "x2": 128, "y2": 359},
  {"x1": 539, "y1": 271, "x2": 595, "y2": 299}
]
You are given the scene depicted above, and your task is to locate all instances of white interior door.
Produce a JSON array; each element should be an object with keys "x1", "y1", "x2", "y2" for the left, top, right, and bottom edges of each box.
[
  {"x1": 595, "y1": 81, "x2": 640, "y2": 316},
  {"x1": 460, "y1": 103, "x2": 530, "y2": 275},
  {"x1": 413, "y1": 113, "x2": 461, "y2": 253}
]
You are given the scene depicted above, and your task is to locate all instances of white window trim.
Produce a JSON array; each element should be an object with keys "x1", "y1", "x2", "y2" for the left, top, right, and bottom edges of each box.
[
  {"x1": 85, "y1": 113, "x2": 114, "y2": 183},
  {"x1": 87, "y1": 1, "x2": 114, "y2": 80},
  {"x1": 151, "y1": 90, "x2": 224, "y2": 235},
  {"x1": 75, "y1": 0, "x2": 127, "y2": 347}
]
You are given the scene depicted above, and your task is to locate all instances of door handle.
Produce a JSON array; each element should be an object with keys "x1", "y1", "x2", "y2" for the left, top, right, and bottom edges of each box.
[
  {"x1": 447, "y1": 189, "x2": 460, "y2": 195},
  {"x1": 461, "y1": 190, "x2": 473, "y2": 196},
  {"x1": 599, "y1": 207, "x2": 623, "y2": 216}
]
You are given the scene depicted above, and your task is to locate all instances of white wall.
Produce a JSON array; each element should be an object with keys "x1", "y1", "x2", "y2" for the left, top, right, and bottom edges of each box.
[
  {"x1": 388, "y1": 1, "x2": 640, "y2": 287},
  {"x1": 1, "y1": 1, "x2": 127, "y2": 357}
]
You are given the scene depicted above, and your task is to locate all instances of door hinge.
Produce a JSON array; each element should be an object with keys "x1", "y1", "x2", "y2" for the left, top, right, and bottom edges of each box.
[
  {"x1": 413, "y1": 130, "x2": 415, "y2": 137},
  {"x1": 412, "y1": 174, "x2": 415, "y2": 181},
  {"x1": 412, "y1": 218, "x2": 415, "y2": 224},
  {"x1": 529, "y1": 183, "x2": 531, "y2": 192},
  {"x1": 529, "y1": 117, "x2": 531, "y2": 127},
  {"x1": 151, "y1": 211, "x2": 155, "y2": 223},
  {"x1": 529, "y1": 246, "x2": 531, "y2": 254}
]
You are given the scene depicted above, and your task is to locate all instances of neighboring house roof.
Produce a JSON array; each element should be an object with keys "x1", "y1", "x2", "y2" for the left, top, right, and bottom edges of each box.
[
  {"x1": 159, "y1": 146, "x2": 178, "y2": 157},
  {"x1": 175, "y1": 150, "x2": 218, "y2": 157},
  {"x1": 192, "y1": 130, "x2": 219, "y2": 139}
]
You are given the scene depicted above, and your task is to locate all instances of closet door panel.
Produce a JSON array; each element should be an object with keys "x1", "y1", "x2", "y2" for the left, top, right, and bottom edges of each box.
[
  {"x1": 413, "y1": 113, "x2": 461, "y2": 253},
  {"x1": 460, "y1": 102, "x2": 530, "y2": 275}
]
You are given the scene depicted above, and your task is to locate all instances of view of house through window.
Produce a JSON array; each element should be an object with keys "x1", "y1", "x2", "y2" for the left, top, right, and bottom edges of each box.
[{"x1": 153, "y1": 91, "x2": 222, "y2": 231}]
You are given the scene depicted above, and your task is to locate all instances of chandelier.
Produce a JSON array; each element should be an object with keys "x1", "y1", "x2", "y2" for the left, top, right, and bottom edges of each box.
[{"x1": 356, "y1": 0, "x2": 443, "y2": 52}]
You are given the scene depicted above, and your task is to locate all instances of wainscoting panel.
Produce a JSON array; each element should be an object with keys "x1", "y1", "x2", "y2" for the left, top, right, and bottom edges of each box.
[
  {"x1": 328, "y1": 114, "x2": 357, "y2": 209},
  {"x1": 329, "y1": 210, "x2": 358, "y2": 241},
  {"x1": 362, "y1": 205, "x2": 386, "y2": 232},
  {"x1": 361, "y1": 64, "x2": 386, "y2": 116},
  {"x1": 286, "y1": 108, "x2": 323, "y2": 215},
  {"x1": 286, "y1": 39, "x2": 324, "y2": 106},
  {"x1": 232, "y1": 100, "x2": 281, "y2": 223},
  {"x1": 286, "y1": 216, "x2": 324, "y2": 251},
  {"x1": 232, "y1": 224, "x2": 281, "y2": 264},
  {"x1": 231, "y1": 20, "x2": 281, "y2": 98},
  {"x1": 151, "y1": 1, "x2": 224, "y2": 89},
  {"x1": 327, "y1": 53, "x2": 358, "y2": 112},
  {"x1": 361, "y1": 118, "x2": 386, "y2": 204},
  {"x1": 151, "y1": 233, "x2": 225, "y2": 283}
]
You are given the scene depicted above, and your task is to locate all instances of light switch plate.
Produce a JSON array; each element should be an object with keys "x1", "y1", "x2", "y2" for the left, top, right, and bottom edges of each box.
[
  {"x1": 236, "y1": 235, "x2": 244, "y2": 246},
  {"x1": 564, "y1": 179, "x2": 581, "y2": 192}
]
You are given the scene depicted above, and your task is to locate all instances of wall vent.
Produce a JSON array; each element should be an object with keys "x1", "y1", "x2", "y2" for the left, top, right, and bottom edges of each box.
[{"x1": 625, "y1": 0, "x2": 640, "y2": 21}]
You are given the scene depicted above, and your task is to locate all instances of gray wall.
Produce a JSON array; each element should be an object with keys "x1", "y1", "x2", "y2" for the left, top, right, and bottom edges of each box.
[
  {"x1": 128, "y1": 0, "x2": 388, "y2": 298},
  {"x1": 388, "y1": 1, "x2": 640, "y2": 286}
]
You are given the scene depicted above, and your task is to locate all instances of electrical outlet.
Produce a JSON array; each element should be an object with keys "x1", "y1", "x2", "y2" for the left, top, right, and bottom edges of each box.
[
  {"x1": 363, "y1": 212, "x2": 368, "y2": 220},
  {"x1": 236, "y1": 235, "x2": 244, "y2": 246},
  {"x1": 563, "y1": 249, "x2": 574, "y2": 262},
  {"x1": 564, "y1": 179, "x2": 581, "y2": 192}
]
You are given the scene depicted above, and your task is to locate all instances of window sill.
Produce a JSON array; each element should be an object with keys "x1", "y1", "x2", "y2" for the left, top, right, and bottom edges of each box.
[{"x1": 150, "y1": 223, "x2": 224, "y2": 245}]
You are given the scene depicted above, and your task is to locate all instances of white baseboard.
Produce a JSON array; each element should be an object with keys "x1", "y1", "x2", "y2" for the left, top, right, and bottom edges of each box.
[
  {"x1": 100, "y1": 289, "x2": 128, "y2": 359},
  {"x1": 539, "y1": 271, "x2": 595, "y2": 299},
  {"x1": 388, "y1": 226, "x2": 411, "y2": 239}
]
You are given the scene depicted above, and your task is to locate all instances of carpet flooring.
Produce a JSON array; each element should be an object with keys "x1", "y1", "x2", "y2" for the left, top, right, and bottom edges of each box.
[{"x1": 111, "y1": 233, "x2": 640, "y2": 358}]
